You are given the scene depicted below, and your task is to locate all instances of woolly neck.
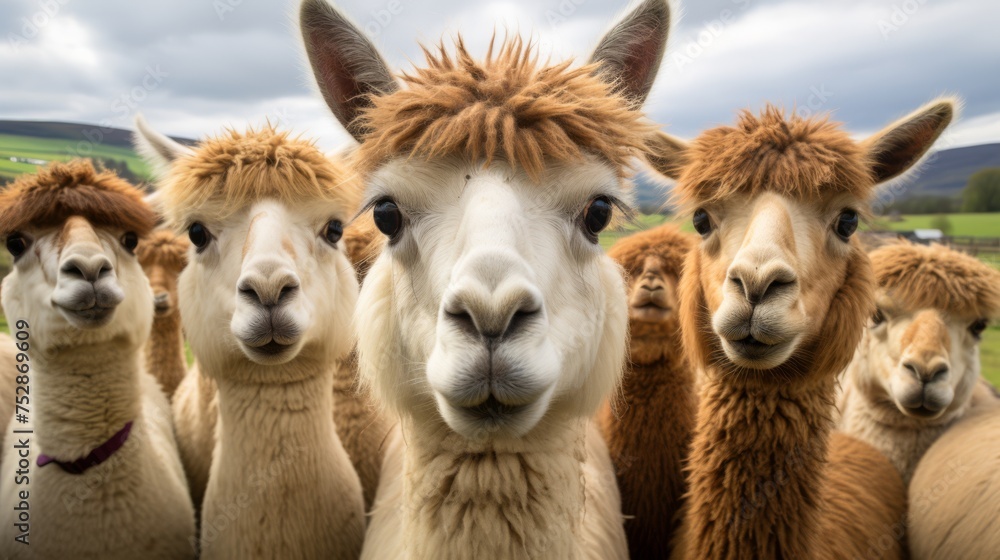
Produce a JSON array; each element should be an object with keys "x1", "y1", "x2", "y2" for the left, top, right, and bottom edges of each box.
[
  {"x1": 400, "y1": 412, "x2": 588, "y2": 558},
  {"x1": 33, "y1": 345, "x2": 143, "y2": 462},
  {"x1": 609, "y1": 349, "x2": 695, "y2": 558},
  {"x1": 145, "y1": 310, "x2": 186, "y2": 396}
]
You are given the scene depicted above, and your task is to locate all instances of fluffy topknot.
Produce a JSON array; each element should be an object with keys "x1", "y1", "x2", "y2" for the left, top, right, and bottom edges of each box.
[
  {"x1": 871, "y1": 242, "x2": 1000, "y2": 319},
  {"x1": 0, "y1": 159, "x2": 156, "y2": 237}
]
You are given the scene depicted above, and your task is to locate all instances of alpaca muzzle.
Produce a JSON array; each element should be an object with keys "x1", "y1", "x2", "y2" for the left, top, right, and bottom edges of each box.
[{"x1": 51, "y1": 250, "x2": 125, "y2": 327}]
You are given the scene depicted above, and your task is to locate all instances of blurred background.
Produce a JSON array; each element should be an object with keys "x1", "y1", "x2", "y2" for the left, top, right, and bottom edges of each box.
[{"x1": 1, "y1": 0, "x2": 999, "y2": 376}]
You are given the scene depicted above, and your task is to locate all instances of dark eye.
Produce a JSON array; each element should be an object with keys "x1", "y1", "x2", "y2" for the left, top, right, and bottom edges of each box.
[
  {"x1": 323, "y1": 220, "x2": 344, "y2": 246},
  {"x1": 692, "y1": 208, "x2": 712, "y2": 236},
  {"x1": 5, "y1": 233, "x2": 30, "y2": 259},
  {"x1": 871, "y1": 309, "x2": 885, "y2": 327},
  {"x1": 120, "y1": 232, "x2": 139, "y2": 253},
  {"x1": 188, "y1": 222, "x2": 211, "y2": 252},
  {"x1": 970, "y1": 319, "x2": 988, "y2": 339},
  {"x1": 835, "y1": 210, "x2": 859, "y2": 241},
  {"x1": 373, "y1": 199, "x2": 403, "y2": 239},
  {"x1": 582, "y1": 196, "x2": 613, "y2": 241}
]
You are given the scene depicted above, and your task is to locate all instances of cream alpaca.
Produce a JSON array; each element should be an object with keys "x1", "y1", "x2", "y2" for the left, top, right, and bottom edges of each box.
[
  {"x1": 136, "y1": 229, "x2": 190, "y2": 399},
  {"x1": 646, "y1": 99, "x2": 955, "y2": 559},
  {"x1": 0, "y1": 160, "x2": 195, "y2": 558},
  {"x1": 301, "y1": 0, "x2": 672, "y2": 557},
  {"x1": 135, "y1": 118, "x2": 365, "y2": 558},
  {"x1": 908, "y1": 406, "x2": 1000, "y2": 559},
  {"x1": 0, "y1": 333, "x2": 18, "y2": 464},
  {"x1": 839, "y1": 242, "x2": 1000, "y2": 483}
]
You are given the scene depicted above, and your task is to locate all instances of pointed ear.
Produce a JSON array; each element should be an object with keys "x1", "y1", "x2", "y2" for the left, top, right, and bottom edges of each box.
[
  {"x1": 863, "y1": 98, "x2": 957, "y2": 184},
  {"x1": 644, "y1": 131, "x2": 690, "y2": 180},
  {"x1": 133, "y1": 114, "x2": 193, "y2": 179},
  {"x1": 589, "y1": 0, "x2": 671, "y2": 106},
  {"x1": 300, "y1": 0, "x2": 398, "y2": 141}
]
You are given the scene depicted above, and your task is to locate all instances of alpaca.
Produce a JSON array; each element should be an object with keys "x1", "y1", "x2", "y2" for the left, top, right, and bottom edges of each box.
[
  {"x1": 136, "y1": 229, "x2": 190, "y2": 399},
  {"x1": 908, "y1": 406, "x2": 1000, "y2": 559},
  {"x1": 134, "y1": 119, "x2": 365, "y2": 558},
  {"x1": 645, "y1": 99, "x2": 955, "y2": 559},
  {"x1": 0, "y1": 160, "x2": 195, "y2": 558},
  {"x1": 301, "y1": 0, "x2": 671, "y2": 557},
  {"x1": 839, "y1": 242, "x2": 1000, "y2": 482},
  {"x1": 598, "y1": 223, "x2": 697, "y2": 559}
]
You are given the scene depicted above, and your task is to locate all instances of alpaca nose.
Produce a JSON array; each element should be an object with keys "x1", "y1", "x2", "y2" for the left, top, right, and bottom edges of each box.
[
  {"x1": 727, "y1": 261, "x2": 798, "y2": 306},
  {"x1": 61, "y1": 253, "x2": 113, "y2": 283},
  {"x1": 237, "y1": 265, "x2": 300, "y2": 308},
  {"x1": 902, "y1": 360, "x2": 950, "y2": 384},
  {"x1": 442, "y1": 256, "x2": 544, "y2": 341}
]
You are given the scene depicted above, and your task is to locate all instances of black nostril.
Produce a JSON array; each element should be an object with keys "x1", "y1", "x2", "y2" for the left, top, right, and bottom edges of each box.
[
  {"x1": 446, "y1": 309, "x2": 478, "y2": 338},
  {"x1": 506, "y1": 308, "x2": 540, "y2": 337},
  {"x1": 278, "y1": 284, "x2": 299, "y2": 303},
  {"x1": 239, "y1": 284, "x2": 262, "y2": 305},
  {"x1": 930, "y1": 367, "x2": 949, "y2": 383},
  {"x1": 903, "y1": 363, "x2": 922, "y2": 380}
]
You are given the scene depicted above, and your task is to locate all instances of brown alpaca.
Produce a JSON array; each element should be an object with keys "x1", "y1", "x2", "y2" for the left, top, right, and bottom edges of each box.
[
  {"x1": 136, "y1": 229, "x2": 189, "y2": 399},
  {"x1": 645, "y1": 99, "x2": 955, "y2": 559},
  {"x1": 598, "y1": 223, "x2": 697, "y2": 559}
]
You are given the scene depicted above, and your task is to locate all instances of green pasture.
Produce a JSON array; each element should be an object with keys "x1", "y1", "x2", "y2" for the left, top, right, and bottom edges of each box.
[
  {"x1": 0, "y1": 133, "x2": 152, "y2": 183},
  {"x1": 870, "y1": 213, "x2": 1000, "y2": 238}
]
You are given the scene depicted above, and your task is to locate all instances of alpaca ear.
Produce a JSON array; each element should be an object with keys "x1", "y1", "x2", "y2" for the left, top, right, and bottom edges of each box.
[
  {"x1": 589, "y1": 0, "x2": 671, "y2": 106},
  {"x1": 645, "y1": 131, "x2": 690, "y2": 181},
  {"x1": 133, "y1": 114, "x2": 193, "y2": 179},
  {"x1": 300, "y1": 0, "x2": 398, "y2": 141},
  {"x1": 862, "y1": 98, "x2": 957, "y2": 185}
]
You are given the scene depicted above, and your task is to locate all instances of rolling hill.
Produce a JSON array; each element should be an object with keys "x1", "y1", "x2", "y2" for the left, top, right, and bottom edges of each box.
[{"x1": 0, "y1": 120, "x2": 997, "y2": 208}]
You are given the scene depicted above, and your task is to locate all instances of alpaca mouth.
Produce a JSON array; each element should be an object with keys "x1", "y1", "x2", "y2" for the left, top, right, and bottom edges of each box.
[
  {"x1": 723, "y1": 334, "x2": 794, "y2": 369},
  {"x1": 56, "y1": 304, "x2": 116, "y2": 327},
  {"x1": 901, "y1": 405, "x2": 943, "y2": 419},
  {"x1": 629, "y1": 301, "x2": 671, "y2": 323}
]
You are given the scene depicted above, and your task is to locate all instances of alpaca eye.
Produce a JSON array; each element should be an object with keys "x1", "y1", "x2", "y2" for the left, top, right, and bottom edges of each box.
[
  {"x1": 871, "y1": 309, "x2": 885, "y2": 327},
  {"x1": 120, "y1": 232, "x2": 139, "y2": 254},
  {"x1": 582, "y1": 196, "x2": 613, "y2": 241},
  {"x1": 323, "y1": 220, "x2": 343, "y2": 246},
  {"x1": 692, "y1": 208, "x2": 712, "y2": 236},
  {"x1": 188, "y1": 222, "x2": 212, "y2": 252},
  {"x1": 373, "y1": 199, "x2": 402, "y2": 239},
  {"x1": 5, "y1": 233, "x2": 31, "y2": 259},
  {"x1": 969, "y1": 319, "x2": 988, "y2": 339},
  {"x1": 835, "y1": 210, "x2": 859, "y2": 241}
]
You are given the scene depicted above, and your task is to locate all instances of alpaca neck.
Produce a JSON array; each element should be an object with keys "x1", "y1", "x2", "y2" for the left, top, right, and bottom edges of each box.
[
  {"x1": 204, "y1": 363, "x2": 363, "y2": 555},
  {"x1": 402, "y1": 414, "x2": 587, "y2": 558},
  {"x1": 144, "y1": 310, "x2": 186, "y2": 397},
  {"x1": 612, "y1": 346, "x2": 696, "y2": 555},
  {"x1": 683, "y1": 373, "x2": 834, "y2": 560},
  {"x1": 34, "y1": 342, "x2": 142, "y2": 461}
]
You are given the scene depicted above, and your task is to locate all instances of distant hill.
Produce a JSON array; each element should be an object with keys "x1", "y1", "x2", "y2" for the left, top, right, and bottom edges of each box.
[
  {"x1": 0, "y1": 119, "x2": 997, "y2": 207},
  {"x1": 0, "y1": 120, "x2": 195, "y2": 185},
  {"x1": 633, "y1": 142, "x2": 1000, "y2": 211},
  {"x1": 0, "y1": 120, "x2": 195, "y2": 150}
]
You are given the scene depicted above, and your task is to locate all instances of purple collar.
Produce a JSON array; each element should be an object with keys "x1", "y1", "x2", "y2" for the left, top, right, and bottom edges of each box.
[{"x1": 37, "y1": 421, "x2": 134, "y2": 475}]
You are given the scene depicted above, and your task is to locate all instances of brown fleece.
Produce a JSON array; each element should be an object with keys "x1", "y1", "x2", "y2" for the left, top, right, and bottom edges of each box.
[
  {"x1": 0, "y1": 159, "x2": 155, "y2": 237},
  {"x1": 599, "y1": 224, "x2": 697, "y2": 559},
  {"x1": 137, "y1": 229, "x2": 190, "y2": 399}
]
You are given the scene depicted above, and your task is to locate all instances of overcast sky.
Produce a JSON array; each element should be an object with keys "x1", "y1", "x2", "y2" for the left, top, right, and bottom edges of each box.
[{"x1": 2, "y1": 0, "x2": 998, "y2": 152}]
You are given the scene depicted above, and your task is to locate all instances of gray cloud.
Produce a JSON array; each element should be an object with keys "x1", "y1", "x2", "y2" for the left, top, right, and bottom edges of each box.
[{"x1": 1, "y1": 0, "x2": 997, "y2": 151}]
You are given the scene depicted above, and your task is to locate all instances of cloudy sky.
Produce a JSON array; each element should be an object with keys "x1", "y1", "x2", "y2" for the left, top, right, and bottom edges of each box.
[{"x1": 2, "y1": 0, "x2": 998, "y2": 152}]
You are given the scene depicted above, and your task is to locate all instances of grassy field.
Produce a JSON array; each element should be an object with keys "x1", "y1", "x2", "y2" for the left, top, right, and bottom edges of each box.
[
  {"x1": 0, "y1": 133, "x2": 152, "y2": 183},
  {"x1": 870, "y1": 213, "x2": 1000, "y2": 237}
]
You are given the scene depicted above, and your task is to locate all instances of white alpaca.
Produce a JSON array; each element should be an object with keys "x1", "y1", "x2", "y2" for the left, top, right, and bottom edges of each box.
[
  {"x1": 0, "y1": 160, "x2": 195, "y2": 558},
  {"x1": 300, "y1": 0, "x2": 672, "y2": 557},
  {"x1": 839, "y1": 242, "x2": 1000, "y2": 483},
  {"x1": 135, "y1": 119, "x2": 366, "y2": 558}
]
